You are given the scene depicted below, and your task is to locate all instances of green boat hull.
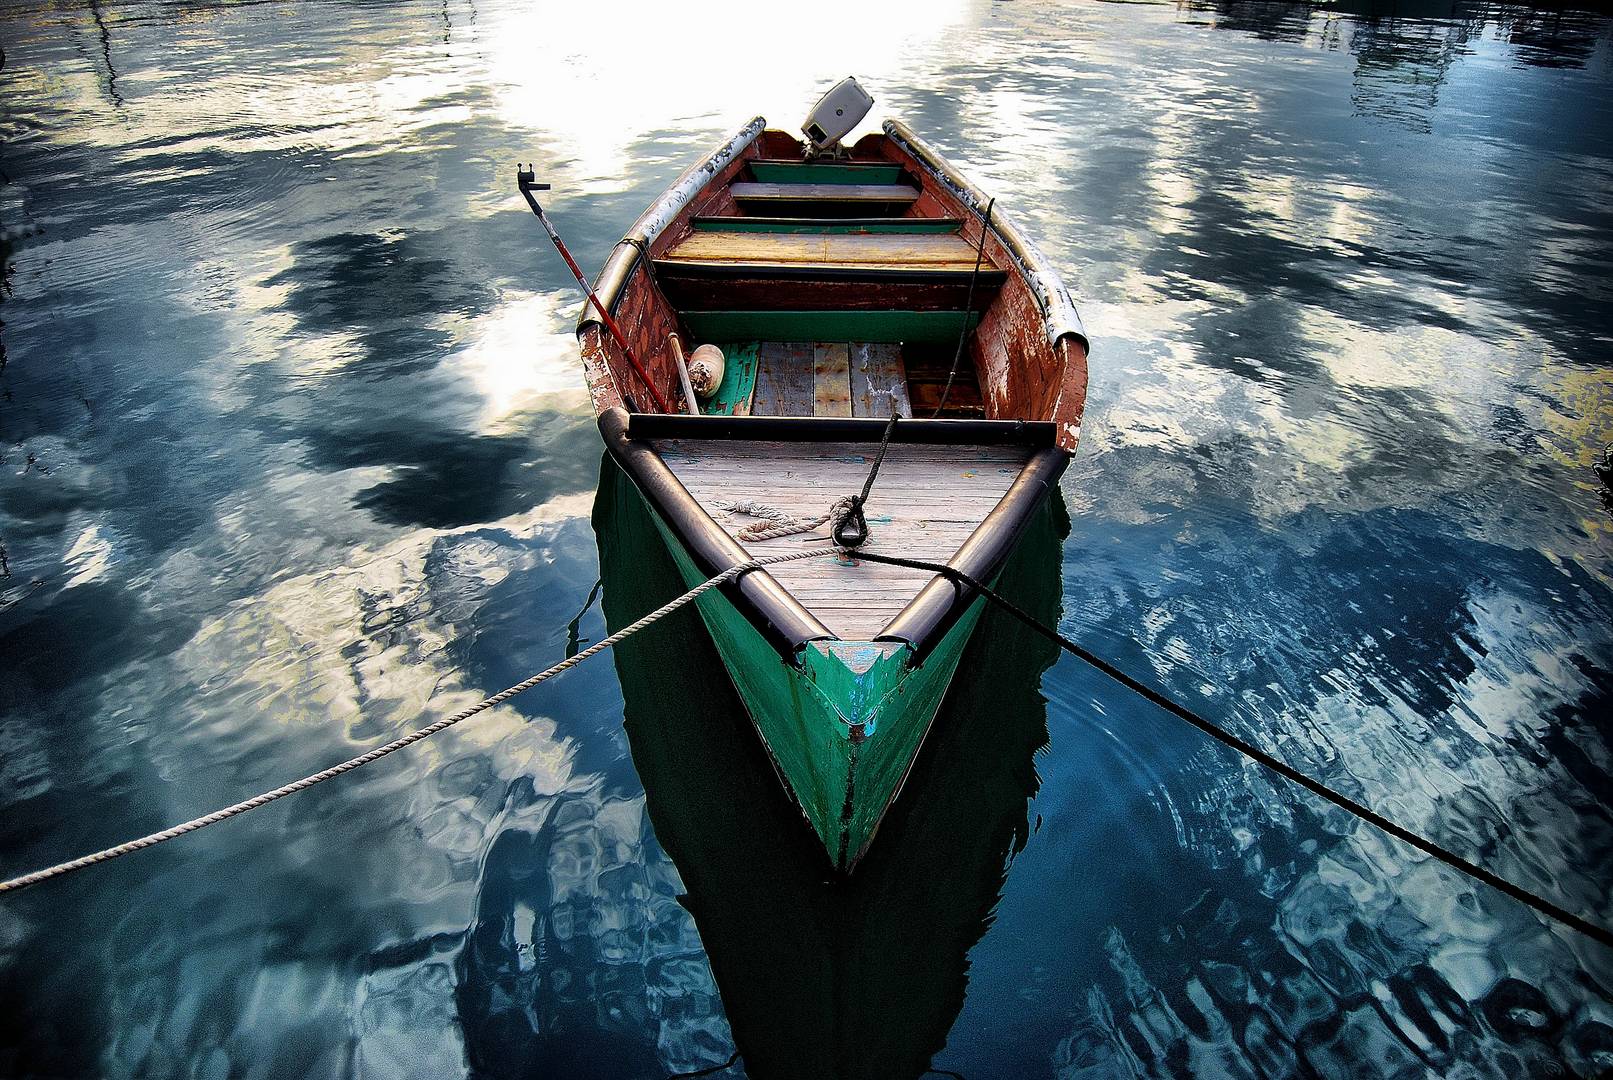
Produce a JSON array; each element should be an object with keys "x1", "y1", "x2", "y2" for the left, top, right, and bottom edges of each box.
[
  {"x1": 593, "y1": 453, "x2": 1067, "y2": 1078},
  {"x1": 646, "y1": 504, "x2": 983, "y2": 870}
]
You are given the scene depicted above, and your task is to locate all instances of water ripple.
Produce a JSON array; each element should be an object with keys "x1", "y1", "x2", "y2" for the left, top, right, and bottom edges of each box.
[{"x1": 2, "y1": 1, "x2": 1611, "y2": 1078}]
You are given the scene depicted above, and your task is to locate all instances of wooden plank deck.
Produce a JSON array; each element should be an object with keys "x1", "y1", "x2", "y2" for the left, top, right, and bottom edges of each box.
[
  {"x1": 751, "y1": 342, "x2": 912, "y2": 419},
  {"x1": 753, "y1": 342, "x2": 816, "y2": 416},
  {"x1": 654, "y1": 439, "x2": 1031, "y2": 640},
  {"x1": 850, "y1": 343, "x2": 912, "y2": 418},
  {"x1": 748, "y1": 343, "x2": 812, "y2": 419}
]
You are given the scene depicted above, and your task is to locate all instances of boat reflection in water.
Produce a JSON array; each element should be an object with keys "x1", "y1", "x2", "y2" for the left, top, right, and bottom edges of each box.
[{"x1": 593, "y1": 454, "x2": 1068, "y2": 1079}]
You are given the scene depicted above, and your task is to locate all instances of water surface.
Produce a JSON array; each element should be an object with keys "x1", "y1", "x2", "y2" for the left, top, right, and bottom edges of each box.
[{"x1": 2, "y1": 2, "x2": 1611, "y2": 1077}]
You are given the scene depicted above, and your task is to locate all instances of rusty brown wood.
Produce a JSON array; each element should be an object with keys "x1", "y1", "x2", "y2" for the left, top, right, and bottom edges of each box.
[
  {"x1": 579, "y1": 124, "x2": 1087, "y2": 452},
  {"x1": 813, "y1": 344, "x2": 852, "y2": 417},
  {"x1": 654, "y1": 276, "x2": 998, "y2": 314}
]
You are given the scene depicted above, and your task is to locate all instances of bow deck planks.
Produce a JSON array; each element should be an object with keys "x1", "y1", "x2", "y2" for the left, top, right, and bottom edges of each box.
[{"x1": 653, "y1": 439, "x2": 1031, "y2": 640}]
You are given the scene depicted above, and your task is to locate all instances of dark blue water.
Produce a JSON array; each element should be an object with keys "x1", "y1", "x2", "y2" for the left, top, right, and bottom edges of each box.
[{"x1": 3, "y1": 3, "x2": 1612, "y2": 1077}]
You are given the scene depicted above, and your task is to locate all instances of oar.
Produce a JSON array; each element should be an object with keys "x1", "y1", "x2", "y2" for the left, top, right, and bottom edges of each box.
[
  {"x1": 666, "y1": 333, "x2": 701, "y2": 416},
  {"x1": 517, "y1": 167, "x2": 670, "y2": 413}
]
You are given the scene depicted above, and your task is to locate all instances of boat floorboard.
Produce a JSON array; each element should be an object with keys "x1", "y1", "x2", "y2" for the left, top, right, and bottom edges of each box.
[
  {"x1": 654, "y1": 439, "x2": 1030, "y2": 640},
  {"x1": 751, "y1": 342, "x2": 912, "y2": 419}
]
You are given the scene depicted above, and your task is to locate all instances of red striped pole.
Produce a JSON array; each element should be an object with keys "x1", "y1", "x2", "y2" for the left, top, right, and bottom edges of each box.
[{"x1": 518, "y1": 167, "x2": 669, "y2": 413}]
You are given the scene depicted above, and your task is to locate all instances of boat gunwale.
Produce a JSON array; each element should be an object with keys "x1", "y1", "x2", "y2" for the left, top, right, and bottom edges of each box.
[
  {"x1": 601, "y1": 406, "x2": 1069, "y2": 663},
  {"x1": 577, "y1": 115, "x2": 767, "y2": 346},
  {"x1": 879, "y1": 446, "x2": 1066, "y2": 654},
  {"x1": 881, "y1": 119, "x2": 1089, "y2": 355},
  {"x1": 599, "y1": 406, "x2": 834, "y2": 657}
]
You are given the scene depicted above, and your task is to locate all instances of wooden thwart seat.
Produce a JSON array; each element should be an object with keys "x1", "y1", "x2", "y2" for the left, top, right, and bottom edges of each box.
[
  {"x1": 657, "y1": 232, "x2": 1002, "y2": 282},
  {"x1": 691, "y1": 216, "x2": 963, "y2": 235},
  {"x1": 729, "y1": 182, "x2": 920, "y2": 206}
]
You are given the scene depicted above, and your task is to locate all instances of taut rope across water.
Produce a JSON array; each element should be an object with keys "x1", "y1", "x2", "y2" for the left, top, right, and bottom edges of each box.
[
  {"x1": 0, "y1": 547, "x2": 840, "y2": 895},
  {"x1": 3, "y1": 453, "x2": 1607, "y2": 953}
]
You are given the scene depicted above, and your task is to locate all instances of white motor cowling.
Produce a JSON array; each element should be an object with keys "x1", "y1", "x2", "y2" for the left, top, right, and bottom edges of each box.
[{"x1": 802, "y1": 77, "x2": 874, "y2": 157}]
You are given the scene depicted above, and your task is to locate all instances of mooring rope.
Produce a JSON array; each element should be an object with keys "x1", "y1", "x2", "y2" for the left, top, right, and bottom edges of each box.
[
  {"x1": 830, "y1": 412, "x2": 899, "y2": 549},
  {"x1": 10, "y1": 433, "x2": 1605, "y2": 958},
  {"x1": 931, "y1": 198, "x2": 994, "y2": 418},
  {"x1": 709, "y1": 496, "x2": 853, "y2": 543},
  {"x1": 0, "y1": 547, "x2": 840, "y2": 896},
  {"x1": 710, "y1": 413, "x2": 899, "y2": 547},
  {"x1": 843, "y1": 549, "x2": 1613, "y2": 951},
  {"x1": 801, "y1": 429, "x2": 1612, "y2": 950}
]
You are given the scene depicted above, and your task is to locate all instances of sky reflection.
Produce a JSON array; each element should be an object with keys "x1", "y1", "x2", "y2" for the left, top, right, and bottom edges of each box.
[{"x1": 1, "y1": 1, "x2": 1610, "y2": 1077}]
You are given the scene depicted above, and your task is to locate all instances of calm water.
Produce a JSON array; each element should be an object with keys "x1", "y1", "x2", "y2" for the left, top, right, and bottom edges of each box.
[{"x1": 3, "y1": 2, "x2": 1612, "y2": 1077}]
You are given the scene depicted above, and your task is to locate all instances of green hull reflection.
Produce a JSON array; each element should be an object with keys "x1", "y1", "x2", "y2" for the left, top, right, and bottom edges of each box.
[{"x1": 592, "y1": 455, "x2": 1066, "y2": 1079}]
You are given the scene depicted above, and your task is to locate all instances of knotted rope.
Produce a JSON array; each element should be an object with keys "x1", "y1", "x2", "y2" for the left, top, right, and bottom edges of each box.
[
  {"x1": 710, "y1": 496, "x2": 856, "y2": 543},
  {"x1": 713, "y1": 414, "x2": 900, "y2": 549}
]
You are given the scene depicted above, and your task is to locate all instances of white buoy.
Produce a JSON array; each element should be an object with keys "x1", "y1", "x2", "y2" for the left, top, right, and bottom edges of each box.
[{"x1": 688, "y1": 344, "x2": 726, "y2": 399}]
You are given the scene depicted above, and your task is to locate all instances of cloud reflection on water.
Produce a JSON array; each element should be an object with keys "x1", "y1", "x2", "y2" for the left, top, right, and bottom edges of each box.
[{"x1": 0, "y1": 1, "x2": 1610, "y2": 1077}]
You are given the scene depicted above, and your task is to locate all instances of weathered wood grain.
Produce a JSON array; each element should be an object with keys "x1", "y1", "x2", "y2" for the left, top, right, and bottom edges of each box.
[
  {"x1": 813, "y1": 344, "x2": 852, "y2": 417},
  {"x1": 849, "y1": 343, "x2": 911, "y2": 418},
  {"x1": 753, "y1": 342, "x2": 816, "y2": 417},
  {"x1": 654, "y1": 438, "x2": 1031, "y2": 639},
  {"x1": 661, "y1": 231, "x2": 991, "y2": 272}
]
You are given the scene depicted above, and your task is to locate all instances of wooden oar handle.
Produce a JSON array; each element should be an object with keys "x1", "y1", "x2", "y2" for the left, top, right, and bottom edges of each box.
[{"x1": 667, "y1": 334, "x2": 701, "y2": 416}]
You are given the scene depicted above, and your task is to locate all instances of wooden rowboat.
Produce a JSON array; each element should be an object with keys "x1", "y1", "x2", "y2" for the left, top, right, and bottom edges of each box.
[
  {"x1": 575, "y1": 115, "x2": 1089, "y2": 871},
  {"x1": 593, "y1": 458, "x2": 1065, "y2": 1078}
]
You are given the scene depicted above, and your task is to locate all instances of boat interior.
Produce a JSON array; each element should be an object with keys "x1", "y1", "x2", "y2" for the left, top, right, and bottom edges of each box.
[
  {"x1": 583, "y1": 122, "x2": 1086, "y2": 648},
  {"x1": 654, "y1": 149, "x2": 1003, "y2": 421}
]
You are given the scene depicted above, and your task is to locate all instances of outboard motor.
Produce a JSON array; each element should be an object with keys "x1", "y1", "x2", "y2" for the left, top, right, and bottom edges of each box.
[{"x1": 802, "y1": 76, "x2": 874, "y2": 159}]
